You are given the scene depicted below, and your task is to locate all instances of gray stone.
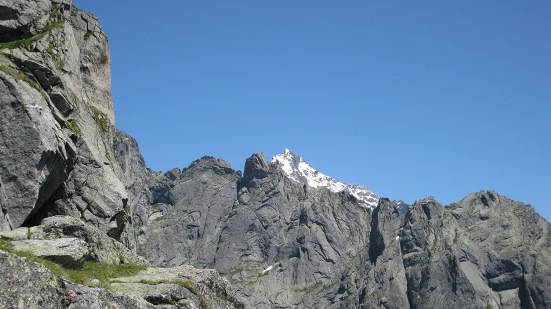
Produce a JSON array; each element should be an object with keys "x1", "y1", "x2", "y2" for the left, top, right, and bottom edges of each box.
[
  {"x1": 0, "y1": 0, "x2": 51, "y2": 41},
  {"x1": 131, "y1": 154, "x2": 374, "y2": 308},
  {"x1": 363, "y1": 198, "x2": 409, "y2": 308},
  {"x1": 138, "y1": 157, "x2": 241, "y2": 268},
  {"x1": 130, "y1": 150, "x2": 551, "y2": 309},
  {"x1": 111, "y1": 265, "x2": 244, "y2": 309},
  {"x1": 64, "y1": 283, "x2": 158, "y2": 309},
  {"x1": 0, "y1": 54, "x2": 76, "y2": 230},
  {"x1": 0, "y1": 227, "x2": 29, "y2": 240},
  {"x1": 448, "y1": 190, "x2": 551, "y2": 308},
  {"x1": 400, "y1": 197, "x2": 499, "y2": 308},
  {"x1": 0, "y1": 250, "x2": 66, "y2": 308},
  {"x1": 40, "y1": 215, "x2": 146, "y2": 265},
  {"x1": 11, "y1": 237, "x2": 89, "y2": 268},
  {"x1": 110, "y1": 282, "x2": 200, "y2": 307}
]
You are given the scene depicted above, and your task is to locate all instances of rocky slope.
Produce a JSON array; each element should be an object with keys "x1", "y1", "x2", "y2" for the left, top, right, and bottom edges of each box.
[
  {"x1": 0, "y1": 215, "x2": 244, "y2": 308},
  {"x1": 1, "y1": 1, "x2": 551, "y2": 309}
]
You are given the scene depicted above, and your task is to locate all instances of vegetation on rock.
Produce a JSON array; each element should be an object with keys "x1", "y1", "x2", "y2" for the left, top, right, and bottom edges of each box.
[
  {"x1": 0, "y1": 238, "x2": 145, "y2": 289},
  {"x1": 88, "y1": 104, "x2": 110, "y2": 133}
]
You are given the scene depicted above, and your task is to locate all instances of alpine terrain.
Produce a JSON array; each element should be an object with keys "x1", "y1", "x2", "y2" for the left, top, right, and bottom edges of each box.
[{"x1": 1, "y1": 1, "x2": 550, "y2": 308}]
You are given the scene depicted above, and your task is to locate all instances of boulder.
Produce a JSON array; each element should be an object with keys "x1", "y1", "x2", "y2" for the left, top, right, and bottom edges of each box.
[
  {"x1": 11, "y1": 237, "x2": 89, "y2": 268},
  {"x1": 0, "y1": 227, "x2": 30, "y2": 240},
  {"x1": 40, "y1": 215, "x2": 146, "y2": 265}
]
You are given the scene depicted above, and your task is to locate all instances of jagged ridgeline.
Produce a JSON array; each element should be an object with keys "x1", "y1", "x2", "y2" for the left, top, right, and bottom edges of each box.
[{"x1": 1, "y1": 1, "x2": 550, "y2": 309}]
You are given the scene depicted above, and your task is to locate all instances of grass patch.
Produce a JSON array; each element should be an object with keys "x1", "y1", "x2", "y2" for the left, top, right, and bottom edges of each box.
[
  {"x1": 0, "y1": 65, "x2": 40, "y2": 89},
  {"x1": 453, "y1": 228, "x2": 459, "y2": 244},
  {"x1": 67, "y1": 262, "x2": 146, "y2": 288},
  {"x1": 368, "y1": 289, "x2": 379, "y2": 300},
  {"x1": 0, "y1": 21, "x2": 63, "y2": 50},
  {"x1": 0, "y1": 239, "x2": 14, "y2": 252},
  {"x1": 0, "y1": 64, "x2": 49, "y2": 101},
  {"x1": 0, "y1": 239, "x2": 145, "y2": 289},
  {"x1": 51, "y1": 53, "x2": 65, "y2": 70},
  {"x1": 49, "y1": 4, "x2": 63, "y2": 20},
  {"x1": 0, "y1": 3, "x2": 64, "y2": 50},
  {"x1": 174, "y1": 280, "x2": 198, "y2": 294},
  {"x1": 104, "y1": 145, "x2": 114, "y2": 164},
  {"x1": 88, "y1": 104, "x2": 110, "y2": 133},
  {"x1": 65, "y1": 119, "x2": 81, "y2": 136}
]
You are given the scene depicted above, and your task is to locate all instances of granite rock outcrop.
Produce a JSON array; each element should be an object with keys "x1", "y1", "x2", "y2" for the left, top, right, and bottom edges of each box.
[{"x1": 0, "y1": 0, "x2": 130, "y2": 245}]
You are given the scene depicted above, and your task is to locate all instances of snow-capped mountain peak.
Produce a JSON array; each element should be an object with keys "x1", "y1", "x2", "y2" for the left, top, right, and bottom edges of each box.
[{"x1": 271, "y1": 149, "x2": 379, "y2": 209}]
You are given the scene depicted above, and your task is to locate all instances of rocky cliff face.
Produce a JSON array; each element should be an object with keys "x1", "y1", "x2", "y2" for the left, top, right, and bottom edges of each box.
[
  {"x1": 124, "y1": 152, "x2": 372, "y2": 308},
  {"x1": 0, "y1": 0, "x2": 131, "y2": 244},
  {"x1": 1, "y1": 1, "x2": 551, "y2": 309}
]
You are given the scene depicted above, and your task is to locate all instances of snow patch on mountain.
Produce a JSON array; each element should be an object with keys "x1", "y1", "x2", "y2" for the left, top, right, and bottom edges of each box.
[{"x1": 271, "y1": 149, "x2": 379, "y2": 209}]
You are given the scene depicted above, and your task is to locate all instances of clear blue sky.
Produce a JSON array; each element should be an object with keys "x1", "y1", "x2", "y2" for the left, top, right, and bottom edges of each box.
[{"x1": 73, "y1": 1, "x2": 550, "y2": 222}]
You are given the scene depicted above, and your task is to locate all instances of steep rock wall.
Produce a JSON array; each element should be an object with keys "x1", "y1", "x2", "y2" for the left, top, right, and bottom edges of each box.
[
  {"x1": 123, "y1": 144, "x2": 551, "y2": 308},
  {"x1": 0, "y1": 0, "x2": 131, "y2": 245}
]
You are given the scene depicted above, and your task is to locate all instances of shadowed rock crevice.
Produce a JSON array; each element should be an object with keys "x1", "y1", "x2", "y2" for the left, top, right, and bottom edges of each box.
[
  {"x1": 22, "y1": 147, "x2": 77, "y2": 228},
  {"x1": 368, "y1": 205, "x2": 385, "y2": 264}
]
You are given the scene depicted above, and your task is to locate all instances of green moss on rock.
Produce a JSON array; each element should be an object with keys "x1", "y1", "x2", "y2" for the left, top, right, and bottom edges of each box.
[
  {"x1": 65, "y1": 119, "x2": 81, "y2": 136},
  {"x1": 88, "y1": 104, "x2": 110, "y2": 133}
]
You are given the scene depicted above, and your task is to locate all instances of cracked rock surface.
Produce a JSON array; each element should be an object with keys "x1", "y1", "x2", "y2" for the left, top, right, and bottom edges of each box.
[
  {"x1": 0, "y1": 0, "x2": 132, "y2": 246},
  {"x1": 126, "y1": 148, "x2": 551, "y2": 308}
]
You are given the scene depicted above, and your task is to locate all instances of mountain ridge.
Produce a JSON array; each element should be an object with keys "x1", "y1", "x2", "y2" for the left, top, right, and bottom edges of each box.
[{"x1": 124, "y1": 148, "x2": 551, "y2": 308}]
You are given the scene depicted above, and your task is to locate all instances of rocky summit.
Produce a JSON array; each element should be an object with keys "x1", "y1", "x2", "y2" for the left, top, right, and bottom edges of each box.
[
  {"x1": 271, "y1": 149, "x2": 379, "y2": 209},
  {"x1": 1, "y1": 1, "x2": 550, "y2": 308}
]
